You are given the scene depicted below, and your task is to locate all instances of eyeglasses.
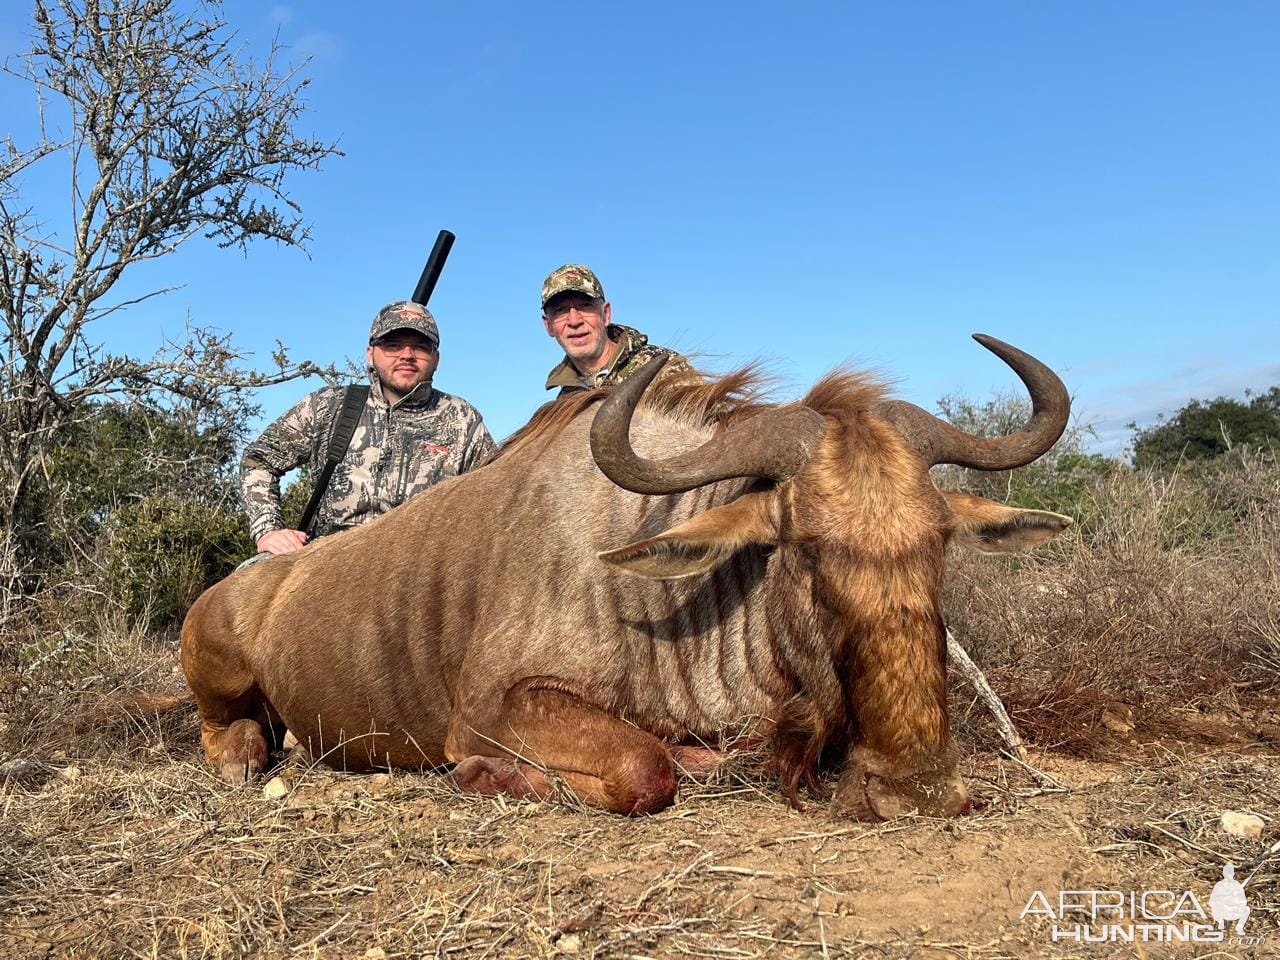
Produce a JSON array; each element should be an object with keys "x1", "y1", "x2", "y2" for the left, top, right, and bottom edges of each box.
[
  {"x1": 544, "y1": 297, "x2": 603, "y2": 321},
  {"x1": 374, "y1": 339, "x2": 436, "y2": 357}
]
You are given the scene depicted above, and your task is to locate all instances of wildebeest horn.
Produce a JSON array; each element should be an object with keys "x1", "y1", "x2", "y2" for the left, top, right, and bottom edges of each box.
[
  {"x1": 590, "y1": 356, "x2": 828, "y2": 495},
  {"x1": 873, "y1": 334, "x2": 1070, "y2": 469}
]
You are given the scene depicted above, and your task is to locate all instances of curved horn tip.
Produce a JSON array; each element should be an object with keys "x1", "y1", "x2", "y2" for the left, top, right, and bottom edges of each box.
[
  {"x1": 637, "y1": 353, "x2": 669, "y2": 375},
  {"x1": 971, "y1": 332, "x2": 1011, "y2": 352},
  {"x1": 620, "y1": 354, "x2": 669, "y2": 395}
]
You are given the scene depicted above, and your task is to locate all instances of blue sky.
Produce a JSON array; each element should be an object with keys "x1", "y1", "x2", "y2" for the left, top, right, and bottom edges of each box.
[{"x1": 2, "y1": 1, "x2": 1277, "y2": 453}]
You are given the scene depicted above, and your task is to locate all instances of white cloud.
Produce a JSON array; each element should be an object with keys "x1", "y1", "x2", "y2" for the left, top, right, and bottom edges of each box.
[{"x1": 1080, "y1": 358, "x2": 1280, "y2": 455}]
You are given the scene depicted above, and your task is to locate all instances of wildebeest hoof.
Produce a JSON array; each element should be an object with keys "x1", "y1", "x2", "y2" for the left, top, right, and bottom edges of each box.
[
  {"x1": 448, "y1": 755, "x2": 539, "y2": 799},
  {"x1": 217, "y1": 718, "x2": 268, "y2": 784},
  {"x1": 669, "y1": 745, "x2": 726, "y2": 781},
  {"x1": 830, "y1": 774, "x2": 881, "y2": 821},
  {"x1": 834, "y1": 770, "x2": 971, "y2": 821}
]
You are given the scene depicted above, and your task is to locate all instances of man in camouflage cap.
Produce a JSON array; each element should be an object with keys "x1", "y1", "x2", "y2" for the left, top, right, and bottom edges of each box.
[
  {"x1": 541, "y1": 263, "x2": 696, "y2": 395},
  {"x1": 241, "y1": 300, "x2": 497, "y2": 556}
]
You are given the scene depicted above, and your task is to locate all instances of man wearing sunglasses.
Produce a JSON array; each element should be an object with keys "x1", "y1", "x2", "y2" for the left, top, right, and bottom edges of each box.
[
  {"x1": 541, "y1": 264, "x2": 696, "y2": 395},
  {"x1": 242, "y1": 300, "x2": 496, "y2": 556}
]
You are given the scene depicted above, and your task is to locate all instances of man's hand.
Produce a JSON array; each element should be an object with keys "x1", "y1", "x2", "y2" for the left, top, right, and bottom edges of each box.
[{"x1": 256, "y1": 528, "x2": 309, "y2": 555}]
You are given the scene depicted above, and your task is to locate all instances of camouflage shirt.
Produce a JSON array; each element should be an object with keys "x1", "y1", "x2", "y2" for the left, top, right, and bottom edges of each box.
[
  {"x1": 544, "y1": 324, "x2": 696, "y2": 395},
  {"x1": 241, "y1": 375, "x2": 497, "y2": 541}
]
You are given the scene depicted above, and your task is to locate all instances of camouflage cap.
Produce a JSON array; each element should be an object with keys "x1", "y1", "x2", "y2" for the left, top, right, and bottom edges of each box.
[
  {"x1": 369, "y1": 300, "x2": 439, "y2": 346},
  {"x1": 541, "y1": 263, "x2": 605, "y2": 308}
]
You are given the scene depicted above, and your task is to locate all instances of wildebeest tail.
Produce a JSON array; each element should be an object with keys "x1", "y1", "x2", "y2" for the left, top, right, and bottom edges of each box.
[{"x1": 74, "y1": 691, "x2": 195, "y2": 730}]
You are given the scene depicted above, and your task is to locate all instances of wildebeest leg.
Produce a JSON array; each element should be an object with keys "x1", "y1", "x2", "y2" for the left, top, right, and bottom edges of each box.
[
  {"x1": 180, "y1": 590, "x2": 269, "y2": 784},
  {"x1": 451, "y1": 745, "x2": 723, "y2": 800},
  {"x1": 671, "y1": 733, "x2": 773, "y2": 781},
  {"x1": 189, "y1": 677, "x2": 269, "y2": 784},
  {"x1": 447, "y1": 688, "x2": 677, "y2": 815}
]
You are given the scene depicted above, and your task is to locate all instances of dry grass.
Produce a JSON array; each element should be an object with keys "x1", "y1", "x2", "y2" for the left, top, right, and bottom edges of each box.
[
  {"x1": 945, "y1": 462, "x2": 1280, "y2": 754},
  {"x1": 2, "y1": 707, "x2": 1277, "y2": 958}
]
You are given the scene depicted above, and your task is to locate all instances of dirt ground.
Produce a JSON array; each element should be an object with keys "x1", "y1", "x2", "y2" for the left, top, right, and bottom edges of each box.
[{"x1": 2, "y1": 695, "x2": 1277, "y2": 960}]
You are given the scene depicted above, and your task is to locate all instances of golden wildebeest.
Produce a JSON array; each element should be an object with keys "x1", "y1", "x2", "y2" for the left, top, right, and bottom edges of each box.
[{"x1": 181, "y1": 334, "x2": 1072, "y2": 819}]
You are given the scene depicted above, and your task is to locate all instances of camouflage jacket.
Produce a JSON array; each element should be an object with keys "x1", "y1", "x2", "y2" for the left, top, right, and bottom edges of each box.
[
  {"x1": 544, "y1": 324, "x2": 696, "y2": 395},
  {"x1": 241, "y1": 375, "x2": 497, "y2": 541}
]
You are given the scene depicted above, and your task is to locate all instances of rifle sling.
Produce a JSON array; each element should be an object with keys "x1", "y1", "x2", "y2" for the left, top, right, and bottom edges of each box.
[{"x1": 299, "y1": 384, "x2": 370, "y2": 535}]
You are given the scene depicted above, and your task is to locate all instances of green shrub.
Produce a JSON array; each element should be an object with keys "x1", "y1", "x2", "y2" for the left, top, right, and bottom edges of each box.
[
  {"x1": 8, "y1": 398, "x2": 258, "y2": 631},
  {"x1": 280, "y1": 470, "x2": 314, "y2": 531},
  {"x1": 99, "y1": 491, "x2": 253, "y2": 630},
  {"x1": 1132, "y1": 386, "x2": 1280, "y2": 470}
]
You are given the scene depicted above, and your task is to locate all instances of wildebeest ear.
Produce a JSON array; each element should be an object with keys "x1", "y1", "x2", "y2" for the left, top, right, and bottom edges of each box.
[
  {"x1": 599, "y1": 491, "x2": 778, "y2": 579},
  {"x1": 943, "y1": 490, "x2": 1072, "y2": 554}
]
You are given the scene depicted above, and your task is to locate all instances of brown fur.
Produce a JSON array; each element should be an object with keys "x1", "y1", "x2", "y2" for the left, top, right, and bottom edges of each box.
[{"x1": 180, "y1": 363, "x2": 1069, "y2": 819}]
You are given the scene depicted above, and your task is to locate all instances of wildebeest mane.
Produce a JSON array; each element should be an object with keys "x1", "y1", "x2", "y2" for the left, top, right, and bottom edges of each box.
[
  {"x1": 493, "y1": 387, "x2": 608, "y2": 460},
  {"x1": 801, "y1": 366, "x2": 889, "y2": 421},
  {"x1": 494, "y1": 365, "x2": 775, "y2": 461}
]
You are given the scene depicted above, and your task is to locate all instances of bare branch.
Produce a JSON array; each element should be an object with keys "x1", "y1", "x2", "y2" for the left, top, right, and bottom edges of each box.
[{"x1": 0, "y1": 0, "x2": 341, "y2": 557}]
